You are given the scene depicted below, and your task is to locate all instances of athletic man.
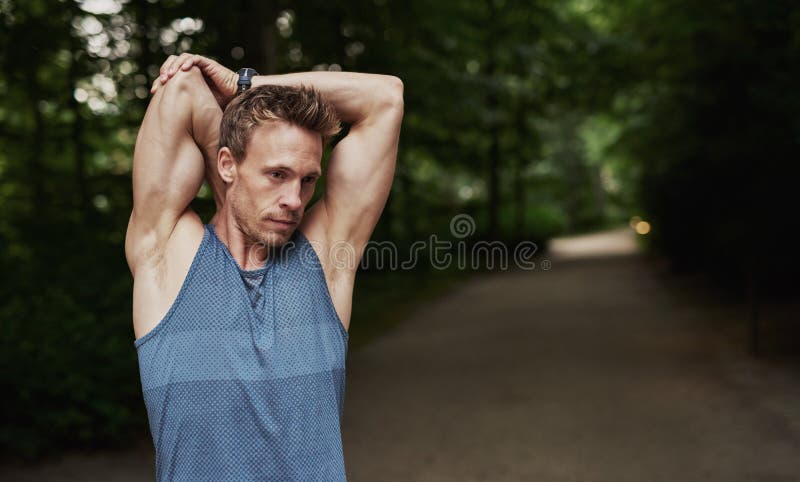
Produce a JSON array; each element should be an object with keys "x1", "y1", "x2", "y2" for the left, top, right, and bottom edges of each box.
[{"x1": 124, "y1": 53, "x2": 403, "y2": 480}]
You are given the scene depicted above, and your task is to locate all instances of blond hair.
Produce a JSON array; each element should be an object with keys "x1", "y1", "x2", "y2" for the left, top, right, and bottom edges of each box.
[{"x1": 219, "y1": 84, "x2": 341, "y2": 161}]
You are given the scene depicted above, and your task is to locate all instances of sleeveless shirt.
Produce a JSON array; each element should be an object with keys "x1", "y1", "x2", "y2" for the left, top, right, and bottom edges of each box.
[{"x1": 134, "y1": 223, "x2": 349, "y2": 481}]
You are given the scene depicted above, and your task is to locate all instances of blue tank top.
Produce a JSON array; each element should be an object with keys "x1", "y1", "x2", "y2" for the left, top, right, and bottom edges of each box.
[{"x1": 134, "y1": 223, "x2": 349, "y2": 481}]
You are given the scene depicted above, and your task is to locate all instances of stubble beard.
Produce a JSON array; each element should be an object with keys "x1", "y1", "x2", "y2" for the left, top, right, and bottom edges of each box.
[{"x1": 230, "y1": 191, "x2": 296, "y2": 253}]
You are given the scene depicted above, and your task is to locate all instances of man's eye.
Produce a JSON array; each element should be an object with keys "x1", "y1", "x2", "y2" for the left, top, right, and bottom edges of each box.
[
  {"x1": 303, "y1": 177, "x2": 317, "y2": 184},
  {"x1": 270, "y1": 171, "x2": 285, "y2": 179}
]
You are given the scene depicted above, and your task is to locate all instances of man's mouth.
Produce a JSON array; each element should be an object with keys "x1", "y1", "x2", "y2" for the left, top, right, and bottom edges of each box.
[{"x1": 267, "y1": 218, "x2": 297, "y2": 226}]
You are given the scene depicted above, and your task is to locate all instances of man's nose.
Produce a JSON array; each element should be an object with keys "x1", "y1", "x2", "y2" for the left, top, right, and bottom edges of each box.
[{"x1": 279, "y1": 181, "x2": 303, "y2": 211}]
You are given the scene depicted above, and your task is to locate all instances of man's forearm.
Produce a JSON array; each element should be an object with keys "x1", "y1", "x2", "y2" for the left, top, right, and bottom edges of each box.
[
  {"x1": 182, "y1": 77, "x2": 225, "y2": 210},
  {"x1": 251, "y1": 71, "x2": 404, "y2": 125}
]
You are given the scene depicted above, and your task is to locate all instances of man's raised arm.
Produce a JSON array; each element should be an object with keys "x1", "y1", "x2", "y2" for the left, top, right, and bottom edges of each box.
[{"x1": 125, "y1": 65, "x2": 222, "y2": 276}]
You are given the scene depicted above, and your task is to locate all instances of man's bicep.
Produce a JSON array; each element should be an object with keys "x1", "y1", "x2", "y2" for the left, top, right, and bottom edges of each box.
[{"x1": 321, "y1": 109, "x2": 403, "y2": 250}]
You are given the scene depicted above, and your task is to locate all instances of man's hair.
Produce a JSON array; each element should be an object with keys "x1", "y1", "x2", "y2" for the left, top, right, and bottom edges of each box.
[{"x1": 219, "y1": 84, "x2": 341, "y2": 161}]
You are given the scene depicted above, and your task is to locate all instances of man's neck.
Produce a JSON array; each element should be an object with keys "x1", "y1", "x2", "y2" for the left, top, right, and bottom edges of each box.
[{"x1": 211, "y1": 207, "x2": 269, "y2": 271}]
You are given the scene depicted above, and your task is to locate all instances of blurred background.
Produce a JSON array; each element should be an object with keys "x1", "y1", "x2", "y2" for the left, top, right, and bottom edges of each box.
[{"x1": 1, "y1": 0, "x2": 799, "y2": 480}]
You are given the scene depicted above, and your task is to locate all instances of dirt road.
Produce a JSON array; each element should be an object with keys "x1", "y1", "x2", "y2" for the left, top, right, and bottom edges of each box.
[{"x1": 341, "y1": 228, "x2": 800, "y2": 481}]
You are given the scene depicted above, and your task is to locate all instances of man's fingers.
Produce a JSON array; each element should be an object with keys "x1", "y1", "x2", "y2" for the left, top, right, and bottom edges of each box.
[
  {"x1": 192, "y1": 55, "x2": 217, "y2": 70},
  {"x1": 165, "y1": 54, "x2": 184, "y2": 76},
  {"x1": 168, "y1": 53, "x2": 193, "y2": 76},
  {"x1": 180, "y1": 54, "x2": 200, "y2": 71},
  {"x1": 179, "y1": 55, "x2": 221, "y2": 78},
  {"x1": 159, "y1": 55, "x2": 176, "y2": 74},
  {"x1": 152, "y1": 53, "x2": 208, "y2": 93},
  {"x1": 159, "y1": 55, "x2": 177, "y2": 83},
  {"x1": 161, "y1": 53, "x2": 190, "y2": 82}
]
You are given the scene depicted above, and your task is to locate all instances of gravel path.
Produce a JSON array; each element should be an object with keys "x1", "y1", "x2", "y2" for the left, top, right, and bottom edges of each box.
[{"x1": 4, "y1": 228, "x2": 799, "y2": 481}]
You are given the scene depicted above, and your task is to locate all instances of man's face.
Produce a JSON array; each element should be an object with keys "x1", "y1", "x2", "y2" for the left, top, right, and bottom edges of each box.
[{"x1": 227, "y1": 120, "x2": 323, "y2": 248}]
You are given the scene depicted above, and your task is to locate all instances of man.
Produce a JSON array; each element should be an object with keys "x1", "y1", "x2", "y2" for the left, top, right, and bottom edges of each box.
[{"x1": 124, "y1": 52, "x2": 403, "y2": 481}]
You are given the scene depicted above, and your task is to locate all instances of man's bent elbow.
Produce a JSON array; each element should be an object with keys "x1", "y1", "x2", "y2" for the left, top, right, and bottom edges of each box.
[
  {"x1": 373, "y1": 75, "x2": 403, "y2": 120},
  {"x1": 384, "y1": 75, "x2": 404, "y2": 111}
]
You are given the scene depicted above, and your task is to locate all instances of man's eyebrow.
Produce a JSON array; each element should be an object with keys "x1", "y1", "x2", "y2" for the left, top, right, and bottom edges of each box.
[{"x1": 263, "y1": 164, "x2": 321, "y2": 177}]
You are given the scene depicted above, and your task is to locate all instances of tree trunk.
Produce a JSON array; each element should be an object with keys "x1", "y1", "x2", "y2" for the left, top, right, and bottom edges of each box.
[
  {"x1": 29, "y1": 84, "x2": 46, "y2": 215},
  {"x1": 485, "y1": 0, "x2": 500, "y2": 239},
  {"x1": 244, "y1": 0, "x2": 279, "y2": 74},
  {"x1": 69, "y1": 26, "x2": 89, "y2": 218},
  {"x1": 513, "y1": 109, "x2": 527, "y2": 240}
]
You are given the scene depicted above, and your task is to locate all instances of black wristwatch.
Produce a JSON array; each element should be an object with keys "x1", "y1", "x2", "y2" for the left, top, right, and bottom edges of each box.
[{"x1": 237, "y1": 68, "x2": 258, "y2": 95}]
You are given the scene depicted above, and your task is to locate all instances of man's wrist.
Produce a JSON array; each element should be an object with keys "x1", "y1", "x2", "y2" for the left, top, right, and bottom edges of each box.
[{"x1": 249, "y1": 74, "x2": 274, "y2": 89}]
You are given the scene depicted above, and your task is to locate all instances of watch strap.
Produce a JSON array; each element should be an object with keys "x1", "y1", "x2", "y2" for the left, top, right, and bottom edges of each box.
[{"x1": 237, "y1": 68, "x2": 258, "y2": 94}]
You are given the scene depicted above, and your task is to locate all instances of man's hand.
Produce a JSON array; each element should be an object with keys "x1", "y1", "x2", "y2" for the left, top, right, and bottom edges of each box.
[{"x1": 151, "y1": 53, "x2": 237, "y2": 107}]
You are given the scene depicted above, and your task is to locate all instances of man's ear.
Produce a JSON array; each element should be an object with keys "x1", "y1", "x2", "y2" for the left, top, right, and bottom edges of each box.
[{"x1": 218, "y1": 147, "x2": 237, "y2": 184}]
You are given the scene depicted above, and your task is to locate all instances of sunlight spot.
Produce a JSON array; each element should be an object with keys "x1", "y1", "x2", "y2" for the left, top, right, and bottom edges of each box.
[
  {"x1": 159, "y1": 28, "x2": 178, "y2": 46},
  {"x1": 276, "y1": 10, "x2": 294, "y2": 38},
  {"x1": 91, "y1": 73, "x2": 117, "y2": 100},
  {"x1": 74, "y1": 88, "x2": 89, "y2": 103},
  {"x1": 88, "y1": 97, "x2": 106, "y2": 111},
  {"x1": 78, "y1": 15, "x2": 103, "y2": 36},
  {"x1": 345, "y1": 41, "x2": 365, "y2": 58},
  {"x1": 341, "y1": 23, "x2": 354, "y2": 38},
  {"x1": 178, "y1": 38, "x2": 192, "y2": 53},
  {"x1": 458, "y1": 185, "x2": 475, "y2": 201},
  {"x1": 77, "y1": 0, "x2": 124, "y2": 15},
  {"x1": 288, "y1": 45, "x2": 303, "y2": 63},
  {"x1": 113, "y1": 39, "x2": 130, "y2": 57},
  {"x1": 179, "y1": 17, "x2": 196, "y2": 34},
  {"x1": 93, "y1": 194, "x2": 110, "y2": 211}
]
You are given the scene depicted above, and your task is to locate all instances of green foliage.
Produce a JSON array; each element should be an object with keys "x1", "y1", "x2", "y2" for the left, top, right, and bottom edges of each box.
[
  {"x1": 0, "y1": 209, "x2": 145, "y2": 459},
  {"x1": 606, "y1": 0, "x2": 800, "y2": 295}
]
